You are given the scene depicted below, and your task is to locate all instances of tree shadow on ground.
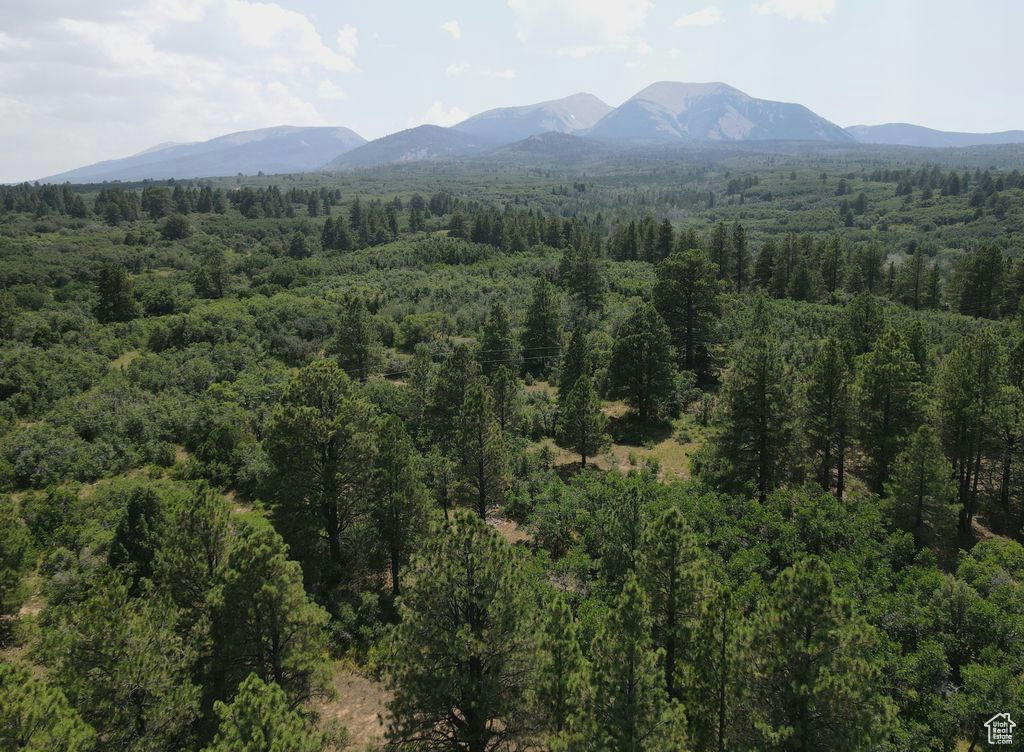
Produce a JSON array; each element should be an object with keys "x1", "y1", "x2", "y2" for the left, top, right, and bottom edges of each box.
[{"x1": 607, "y1": 414, "x2": 674, "y2": 447}]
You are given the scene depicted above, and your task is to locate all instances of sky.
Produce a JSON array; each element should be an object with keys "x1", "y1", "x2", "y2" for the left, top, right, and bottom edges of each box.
[{"x1": 1, "y1": 0, "x2": 1022, "y2": 182}]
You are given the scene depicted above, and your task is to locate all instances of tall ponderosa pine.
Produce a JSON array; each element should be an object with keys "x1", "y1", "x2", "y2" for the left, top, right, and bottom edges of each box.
[
  {"x1": 562, "y1": 236, "x2": 606, "y2": 315},
  {"x1": 371, "y1": 414, "x2": 430, "y2": 597},
  {"x1": 558, "y1": 328, "x2": 592, "y2": 400},
  {"x1": 803, "y1": 336, "x2": 851, "y2": 497},
  {"x1": 732, "y1": 222, "x2": 750, "y2": 292},
  {"x1": 653, "y1": 248, "x2": 721, "y2": 383},
  {"x1": 709, "y1": 221, "x2": 730, "y2": 284},
  {"x1": 521, "y1": 277, "x2": 561, "y2": 376},
  {"x1": 455, "y1": 379, "x2": 507, "y2": 518},
  {"x1": 640, "y1": 506, "x2": 703, "y2": 700},
  {"x1": 853, "y1": 327, "x2": 923, "y2": 493},
  {"x1": 555, "y1": 375, "x2": 609, "y2": 467},
  {"x1": 936, "y1": 329, "x2": 1006, "y2": 532},
  {"x1": 679, "y1": 582, "x2": 748, "y2": 752},
  {"x1": 885, "y1": 424, "x2": 957, "y2": 547},
  {"x1": 385, "y1": 512, "x2": 536, "y2": 752},
  {"x1": 266, "y1": 360, "x2": 378, "y2": 594},
  {"x1": 330, "y1": 293, "x2": 379, "y2": 381},
  {"x1": 570, "y1": 574, "x2": 682, "y2": 752},
  {"x1": 491, "y1": 365, "x2": 524, "y2": 435},
  {"x1": 479, "y1": 300, "x2": 519, "y2": 376},
  {"x1": 426, "y1": 344, "x2": 481, "y2": 447},
  {"x1": 748, "y1": 557, "x2": 894, "y2": 751},
  {"x1": 534, "y1": 593, "x2": 586, "y2": 739},
  {"x1": 701, "y1": 300, "x2": 795, "y2": 501},
  {"x1": 607, "y1": 302, "x2": 677, "y2": 423},
  {"x1": 956, "y1": 244, "x2": 1004, "y2": 319},
  {"x1": 210, "y1": 516, "x2": 330, "y2": 709}
]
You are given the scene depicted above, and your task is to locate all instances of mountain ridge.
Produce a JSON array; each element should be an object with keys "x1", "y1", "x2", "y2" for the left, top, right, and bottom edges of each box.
[{"x1": 36, "y1": 82, "x2": 1024, "y2": 181}]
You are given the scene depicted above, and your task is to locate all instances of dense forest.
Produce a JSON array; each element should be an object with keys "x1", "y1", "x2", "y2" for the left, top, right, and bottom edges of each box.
[{"x1": 2, "y1": 148, "x2": 1024, "y2": 752}]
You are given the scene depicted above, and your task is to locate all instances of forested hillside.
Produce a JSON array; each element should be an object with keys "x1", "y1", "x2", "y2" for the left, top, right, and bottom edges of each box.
[{"x1": 2, "y1": 149, "x2": 1024, "y2": 751}]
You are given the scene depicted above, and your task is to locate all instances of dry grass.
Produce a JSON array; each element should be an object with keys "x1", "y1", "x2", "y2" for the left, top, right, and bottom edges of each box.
[
  {"x1": 315, "y1": 663, "x2": 391, "y2": 751},
  {"x1": 487, "y1": 515, "x2": 532, "y2": 545},
  {"x1": 110, "y1": 349, "x2": 140, "y2": 370}
]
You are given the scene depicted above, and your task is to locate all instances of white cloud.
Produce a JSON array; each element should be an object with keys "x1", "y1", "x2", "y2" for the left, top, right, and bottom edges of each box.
[
  {"x1": 752, "y1": 0, "x2": 835, "y2": 22},
  {"x1": 440, "y1": 20, "x2": 461, "y2": 39},
  {"x1": 506, "y1": 0, "x2": 651, "y2": 57},
  {"x1": 317, "y1": 81, "x2": 347, "y2": 101},
  {"x1": 0, "y1": 0, "x2": 362, "y2": 181},
  {"x1": 445, "y1": 63, "x2": 517, "y2": 79},
  {"x1": 408, "y1": 100, "x2": 469, "y2": 128},
  {"x1": 337, "y1": 24, "x2": 358, "y2": 58},
  {"x1": 675, "y1": 6, "x2": 725, "y2": 27}
]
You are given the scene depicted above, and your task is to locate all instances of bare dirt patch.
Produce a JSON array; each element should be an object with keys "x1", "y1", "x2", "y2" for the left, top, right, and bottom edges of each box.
[{"x1": 316, "y1": 664, "x2": 391, "y2": 751}]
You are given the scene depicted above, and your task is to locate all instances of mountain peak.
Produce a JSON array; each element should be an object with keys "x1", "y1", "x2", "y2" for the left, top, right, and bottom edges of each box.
[
  {"x1": 587, "y1": 80, "x2": 851, "y2": 143},
  {"x1": 453, "y1": 92, "x2": 612, "y2": 143}
]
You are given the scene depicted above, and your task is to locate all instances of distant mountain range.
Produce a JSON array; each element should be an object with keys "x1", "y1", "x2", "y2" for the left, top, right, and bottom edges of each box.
[
  {"x1": 844, "y1": 123, "x2": 1024, "y2": 148},
  {"x1": 41, "y1": 126, "x2": 366, "y2": 183},
  {"x1": 36, "y1": 83, "x2": 1024, "y2": 182}
]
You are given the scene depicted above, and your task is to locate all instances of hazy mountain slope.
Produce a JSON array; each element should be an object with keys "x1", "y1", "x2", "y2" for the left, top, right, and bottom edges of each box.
[
  {"x1": 453, "y1": 92, "x2": 612, "y2": 142},
  {"x1": 323, "y1": 125, "x2": 494, "y2": 170},
  {"x1": 846, "y1": 123, "x2": 1024, "y2": 148},
  {"x1": 588, "y1": 81, "x2": 853, "y2": 143},
  {"x1": 41, "y1": 126, "x2": 366, "y2": 182}
]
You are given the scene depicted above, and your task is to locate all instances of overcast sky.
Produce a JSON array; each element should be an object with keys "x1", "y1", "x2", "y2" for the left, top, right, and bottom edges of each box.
[{"x1": 1, "y1": 0, "x2": 1021, "y2": 182}]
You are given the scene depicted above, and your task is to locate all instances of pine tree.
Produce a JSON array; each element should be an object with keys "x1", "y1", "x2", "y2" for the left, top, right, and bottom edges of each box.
[
  {"x1": 747, "y1": 557, "x2": 894, "y2": 751},
  {"x1": 479, "y1": 300, "x2": 519, "y2": 375},
  {"x1": 385, "y1": 512, "x2": 536, "y2": 752},
  {"x1": 656, "y1": 219, "x2": 675, "y2": 262},
  {"x1": 210, "y1": 517, "x2": 330, "y2": 708},
  {"x1": 885, "y1": 424, "x2": 957, "y2": 547},
  {"x1": 265, "y1": 360, "x2": 378, "y2": 594},
  {"x1": 679, "y1": 582, "x2": 748, "y2": 752},
  {"x1": 570, "y1": 574, "x2": 682, "y2": 752},
  {"x1": 0, "y1": 662, "x2": 96, "y2": 752},
  {"x1": 521, "y1": 278, "x2": 561, "y2": 376},
  {"x1": 555, "y1": 375, "x2": 609, "y2": 466},
  {"x1": 330, "y1": 293, "x2": 379, "y2": 381},
  {"x1": 0, "y1": 496, "x2": 31, "y2": 620},
  {"x1": 490, "y1": 365, "x2": 524, "y2": 435},
  {"x1": 607, "y1": 302, "x2": 677, "y2": 423},
  {"x1": 803, "y1": 336, "x2": 851, "y2": 497},
  {"x1": 192, "y1": 239, "x2": 229, "y2": 299},
  {"x1": 371, "y1": 415, "x2": 430, "y2": 597},
  {"x1": 843, "y1": 291, "x2": 885, "y2": 356},
  {"x1": 639, "y1": 506, "x2": 702, "y2": 699},
  {"x1": 956, "y1": 244, "x2": 1004, "y2": 319},
  {"x1": 653, "y1": 248, "x2": 721, "y2": 383},
  {"x1": 426, "y1": 344, "x2": 481, "y2": 447},
  {"x1": 732, "y1": 222, "x2": 750, "y2": 292},
  {"x1": 936, "y1": 329, "x2": 1006, "y2": 532},
  {"x1": 854, "y1": 327, "x2": 924, "y2": 493},
  {"x1": 753, "y1": 238, "x2": 776, "y2": 290},
  {"x1": 456, "y1": 379, "x2": 507, "y2": 518},
  {"x1": 39, "y1": 575, "x2": 200, "y2": 752},
  {"x1": 94, "y1": 261, "x2": 139, "y2": 323},
  {"x1": 533, "y1": 593, "x2": 586, "y2": 739},
  {"x1": 819, "y1": 233, "x2": 845, "y2": 294},
  {"x1": 563, "y1": 237, "x2": 606, "y2": 314},
  {"x1": 557, "y1": 328, "x2": 591, "y2": 401},
  {"x1": 204, "y1": 674, "x2": 326, "y2": 752},
  {"x1": 709, "y1": 222, "x2": 730, "y2": 284},
  {"x1": 701, "y1": 300, "x2": 795, "y2": 501}
]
